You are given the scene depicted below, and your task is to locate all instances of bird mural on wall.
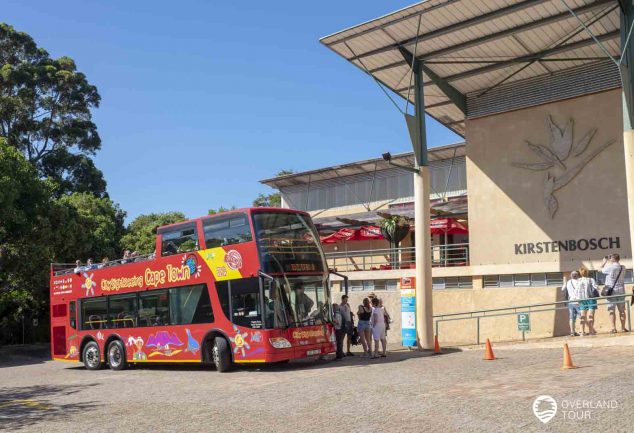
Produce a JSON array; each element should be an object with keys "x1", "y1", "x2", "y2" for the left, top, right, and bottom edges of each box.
[{"x1": 512, "y1": 115, "x2": 616, "y2": 218}]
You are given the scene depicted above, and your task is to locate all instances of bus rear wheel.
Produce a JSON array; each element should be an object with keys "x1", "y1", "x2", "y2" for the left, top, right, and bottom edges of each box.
[
  {"x1": 83, "y1": 341, "x2": 102, "y2": 370},
  {"x1": 212, "y1": 337, "x2": 232, "y2": 373},
  {"x1": 107, "y1": 340, "x2": 128, "y2": 371}
]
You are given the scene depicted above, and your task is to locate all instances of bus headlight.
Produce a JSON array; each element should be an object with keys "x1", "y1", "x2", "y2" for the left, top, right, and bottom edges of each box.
[{"x1": 269, "y1": 337, "x2": 292, "y2": 349}]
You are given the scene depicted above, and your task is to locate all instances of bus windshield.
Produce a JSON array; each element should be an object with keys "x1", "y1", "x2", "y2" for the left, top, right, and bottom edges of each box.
[
  {"x1": 253, "y1": 211, "x2": 326, "y2": 275},
  {"x1": 253, "y1": 211, "x2": 332, "y2": 328}
]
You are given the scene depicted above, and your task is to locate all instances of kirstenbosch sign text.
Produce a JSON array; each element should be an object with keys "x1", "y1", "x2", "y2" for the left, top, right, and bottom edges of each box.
[{"x1": 514, "y1": 237, "x2": 620, "y2": 255}]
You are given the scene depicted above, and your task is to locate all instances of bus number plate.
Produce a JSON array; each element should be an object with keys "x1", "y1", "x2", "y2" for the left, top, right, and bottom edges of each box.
[{"x1": 307, "y1": 349, "x2": 320, "y2": 356}]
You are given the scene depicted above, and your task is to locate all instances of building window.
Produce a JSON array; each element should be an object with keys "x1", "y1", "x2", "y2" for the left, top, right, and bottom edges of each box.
[
  {"x1": 546, "y1": 273, "x2": 563, "y2": 287},
  {"x1": 433, "y1": 276, "x2": 472, "y2": 289},
  {"x1": 530, "y1": 273, "x2": 546, "y2": 286},
  {"x1": 484, "y1": 273, "x2": 564, "y2": 288},
  {"x1": 347, "y1": 279, "x2": 398, "y2": 292},
  {"x1": 484, "y1": 275, "x2": 499, "y2": 288}
]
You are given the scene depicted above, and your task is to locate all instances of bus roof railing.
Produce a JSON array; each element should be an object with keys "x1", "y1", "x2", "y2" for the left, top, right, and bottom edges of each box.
[{"x1": 51, "y1": 253, "x2": 156, "y2": 276}]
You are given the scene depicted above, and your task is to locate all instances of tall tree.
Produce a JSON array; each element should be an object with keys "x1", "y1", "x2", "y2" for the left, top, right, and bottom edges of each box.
[
  {"x1": 0, "y1": 23, "x2": 105, "y2": 196},
  {"x1": 121, "y1": 212, "x2": 187, "y2": 254}
]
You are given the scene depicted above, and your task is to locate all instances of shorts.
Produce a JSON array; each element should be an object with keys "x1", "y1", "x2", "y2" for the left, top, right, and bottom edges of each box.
[
  {"x1": 568, "y1": 303, "x2": 580, "y2": 321},
  {"x1": 343, "y1": 321, "x2": 353, "y2": 337},
  {"x1": 372, "y1": 324, "x2": 386, "y2": 341},
  {"x1": 579, "y1": 299, "x2": 597, "y2": 311},
  {"x1": 358, "y1": 320, "x2": 371, "y2": 332},
  {"x1": 607, "y1": 296, "x2": 626, "y2": 311}
]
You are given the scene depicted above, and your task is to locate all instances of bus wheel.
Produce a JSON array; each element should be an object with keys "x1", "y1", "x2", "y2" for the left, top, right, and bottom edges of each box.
[
  {"x1": 83, "y1": 341, "x2": 102, "y2": 370},
  {"x1": 212, "y1": 337, "x2": 231, "y2": 372},
  {"x1": 107, "y1": 340, "x2": 128, "y2": 371}
]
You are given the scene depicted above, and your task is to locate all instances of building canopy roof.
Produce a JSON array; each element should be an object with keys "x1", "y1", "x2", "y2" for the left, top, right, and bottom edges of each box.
[
  {"x1": 320, "y1": 0, "x2": 621, "y2": 137},
  {"x1": 260, "y1": 141, "x2": 465, "y2": 189}
]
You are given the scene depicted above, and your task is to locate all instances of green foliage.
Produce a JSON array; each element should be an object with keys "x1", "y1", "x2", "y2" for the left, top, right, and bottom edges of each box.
[
  {"x1": 52, "y1": 192, "x2": 126, "y2": 262},
  {"x1": 208, "y1": 206, "x2": 235, "y2": 215},
  {"x1": 0, "y1": 23, "x2": 105, "y2": 196},
  {"x1": 121, "y1": 212, "x2": 187, "y2": 254},
  {"x1": 253, "y1": 169, "x2": 294, "y2": 208}
]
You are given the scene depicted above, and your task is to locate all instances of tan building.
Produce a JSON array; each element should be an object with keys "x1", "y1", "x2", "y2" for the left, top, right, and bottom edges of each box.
[{"x1": 261, "y1": 88, "x2": 632, "y2": 345}]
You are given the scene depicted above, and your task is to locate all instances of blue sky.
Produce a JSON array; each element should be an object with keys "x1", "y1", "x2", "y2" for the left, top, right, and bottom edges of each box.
[{"x1": 5, "y1": 0, "x2": 461, "y2": 221}]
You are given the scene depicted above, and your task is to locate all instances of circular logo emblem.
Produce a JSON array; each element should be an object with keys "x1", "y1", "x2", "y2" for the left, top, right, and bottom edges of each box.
[
  {"x1": 225, "y1": 250, "x2": 242, "y2": 270},
  {"x1": 533, "y1": 395, "x2": 557, "y2": 424}
]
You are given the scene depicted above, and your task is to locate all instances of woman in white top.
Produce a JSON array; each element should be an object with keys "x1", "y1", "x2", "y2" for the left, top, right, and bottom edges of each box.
[
  {"x1": 562, "y1": 271, "x2": 584, "y2": 337},
  {"x1": 578, "y1": 266, "x2": 599, "y2": 336},
  {"x1": 369, "y1": 297, "x2": 387, "y2": 358}
]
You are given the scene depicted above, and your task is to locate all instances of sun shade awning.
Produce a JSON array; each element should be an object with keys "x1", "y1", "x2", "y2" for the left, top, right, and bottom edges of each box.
[{"x1": 320, "y1": 0, "x2": 621, "y2": 137}]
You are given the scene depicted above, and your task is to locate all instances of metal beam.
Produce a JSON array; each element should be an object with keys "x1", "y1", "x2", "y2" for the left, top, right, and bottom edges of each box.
[
  {"x1": 398, "y1": 46, "x2": 466, "y2": 115},
  {"x1": 347, "y1": 0, "x2": 550, "y2": 63},
  {"x1": 395, "y1": 30, "x2": 620, "y2": 92},
  {"x1": 368, "y1": 0, "x2": 617, "y2": 75},
  {"x1": 622, "y1": 1, "x2": 634, "y2": 129}
]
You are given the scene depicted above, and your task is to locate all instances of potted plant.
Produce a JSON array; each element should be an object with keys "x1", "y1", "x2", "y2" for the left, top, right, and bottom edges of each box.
[{"x1": 380, "y1": 216, "x2": 410, "y2": 268}]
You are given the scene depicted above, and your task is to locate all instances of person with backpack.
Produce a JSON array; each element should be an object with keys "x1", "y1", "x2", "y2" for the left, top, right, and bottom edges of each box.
[
  {"x1": 578, "y1": 266, "x2": 599, "y2": 336},
  {"x1": 600, "y1": 254, "x2": 628, "y2": 334},
  {"x1": 332, "y1": 303, "x2": 345, "y2": 359}
]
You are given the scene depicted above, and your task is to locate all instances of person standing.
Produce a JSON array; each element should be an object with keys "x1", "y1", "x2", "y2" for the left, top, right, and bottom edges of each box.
[
  {"x1": 578, "y1": 266, "x2": 599, "y2": 335},
  {"x1": 357, "y1": 298, "x2": 372, "y2": 357},
  {"x1": 332, "y1": 303, "x2": 345, "y2": 359},
  {"x1": 562, "y1": 271, "x2": 584, "y2": 336},
  {"x1": 370, "y1": 297, "x2": 387, "y2": 358},
  {"x1": 600, "y1": 254, "x2": 628, "y2": 333},
  {"x1": 339, "y1": 295, "x2": 354, "y2": 356}
]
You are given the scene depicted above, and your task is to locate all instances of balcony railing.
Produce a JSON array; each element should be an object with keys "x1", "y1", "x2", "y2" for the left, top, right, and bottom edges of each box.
[{"x1": 325, "y1": 243, "x2": 469, "y2": 272}]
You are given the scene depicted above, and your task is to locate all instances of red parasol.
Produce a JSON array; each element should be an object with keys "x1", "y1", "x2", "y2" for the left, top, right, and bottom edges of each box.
[{"x1": 429, "y1": 218, "x2": 468, "y2": 235}]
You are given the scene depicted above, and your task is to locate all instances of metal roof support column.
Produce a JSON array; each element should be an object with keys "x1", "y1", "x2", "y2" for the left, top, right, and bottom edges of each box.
[
  {"x1": 621, "y1": 1, "x2": 634, "y2": 265},
  {"x1": 413, "y1": 61, "x2": 434, "y2": 351}
]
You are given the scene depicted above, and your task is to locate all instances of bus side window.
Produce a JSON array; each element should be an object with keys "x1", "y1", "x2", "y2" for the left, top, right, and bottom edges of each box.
[
  {"x1": 203, "y1": 213, "x2": 252, "y2": 248},
  {"x1": 159, "y1": 224, "x2": 199, "y2": 257},
  {"x1": 69, "y1": 301, "x2": 76, "y2": 329},
  {"x1": 81, "y1": 297, "x2": 108, "y2": 330},
  {"x1": 138, "y1": 290, "x2": 169, "y2": 326},
  {"x1": 169, "y1": 284, "x2": 213, "y2": 324},
  {"x1": 229, "y1": 278, "x2": 262, "y2": 329},
  {"x1": 216, "y1": 281, "x2": 230, "y2": 321}
]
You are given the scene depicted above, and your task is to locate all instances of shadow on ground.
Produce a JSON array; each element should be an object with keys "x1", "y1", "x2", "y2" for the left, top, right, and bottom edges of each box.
[
  {"x1": 0, "y1": 344, "x2": 50, "y2": 369},
  {"x1": 88, "y1": 347, "x2": 463, "y2": 374},
  {"x1": 0, "y1": 383, "x2": 98, "y2": 431}
]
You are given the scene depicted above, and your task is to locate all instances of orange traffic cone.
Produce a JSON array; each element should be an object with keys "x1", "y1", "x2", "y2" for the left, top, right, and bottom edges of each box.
[
  {"x1": 434, "y1": 335, "x2": 441, "y2": 354},
  {"x1": 483, "y1": 338, "x2": 496, "y2": 360},
  {"x1": 562, "y1": 343, "x2": 577, "y2": 369}
]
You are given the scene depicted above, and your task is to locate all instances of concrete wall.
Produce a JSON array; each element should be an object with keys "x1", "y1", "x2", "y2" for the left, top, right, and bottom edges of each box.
[
  {"x1": 466, "y1": 89, "x2": 631, "y2": 273},
  {"x1": 333, "y1": 284, "x2": 632, "y2": 346}
]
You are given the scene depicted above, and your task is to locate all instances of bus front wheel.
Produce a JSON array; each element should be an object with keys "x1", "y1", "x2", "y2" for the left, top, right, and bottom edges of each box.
[
  {"x1": 107, "y1": 340, "x2": 128, "y2": 371},
  {"x1": 212, "y1": 337, "x2": 231, "y2": 373},
  {"x1": 83, "y1": 341, "x2": 102, "y2": 370}
]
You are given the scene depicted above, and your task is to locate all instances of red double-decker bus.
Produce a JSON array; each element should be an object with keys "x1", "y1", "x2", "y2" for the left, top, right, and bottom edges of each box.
[{"x1": 50, "y1": 208, "x2": 335, "y2": 372}]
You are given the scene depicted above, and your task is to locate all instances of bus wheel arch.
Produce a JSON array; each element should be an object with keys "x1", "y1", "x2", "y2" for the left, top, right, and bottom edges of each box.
[
  {"x1": 202, "y1": 330, "x2": 233, "y2": 372},
  {"x1": 79, "y1": 336, "x2": 97, "y2": 363}
]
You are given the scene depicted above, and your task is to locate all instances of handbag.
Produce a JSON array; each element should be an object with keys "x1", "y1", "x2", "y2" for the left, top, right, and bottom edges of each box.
[{"x1": 601, "y1": 266, "x2": 623, "y2": 297}]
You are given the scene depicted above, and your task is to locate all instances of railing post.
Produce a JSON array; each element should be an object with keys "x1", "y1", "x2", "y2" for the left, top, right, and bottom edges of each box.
[
  {"x1": 476, "y1": 316, "x2": 480, "y2": 345},
  {"x1": 625, "y1": 298, "x2": 632, "y2": 331}
]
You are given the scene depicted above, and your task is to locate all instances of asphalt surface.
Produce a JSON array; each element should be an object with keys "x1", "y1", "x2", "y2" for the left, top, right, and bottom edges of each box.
[{"x1": 1, "y1": 339, "x2": 633, "y2": 433}]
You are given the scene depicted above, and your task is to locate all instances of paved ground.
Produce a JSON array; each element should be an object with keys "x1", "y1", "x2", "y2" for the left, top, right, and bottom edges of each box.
[{"x1": 1, "y1": 336, "x2": 633, "y2": 433}]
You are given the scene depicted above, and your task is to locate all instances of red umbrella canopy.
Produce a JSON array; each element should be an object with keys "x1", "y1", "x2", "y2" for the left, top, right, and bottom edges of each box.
[
  {"x1": 320, "y1": 226, "x2": 384, "y2": 243},
  {"x1": 429, "y1": 218, "x2": 468, "y2": 235}
]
